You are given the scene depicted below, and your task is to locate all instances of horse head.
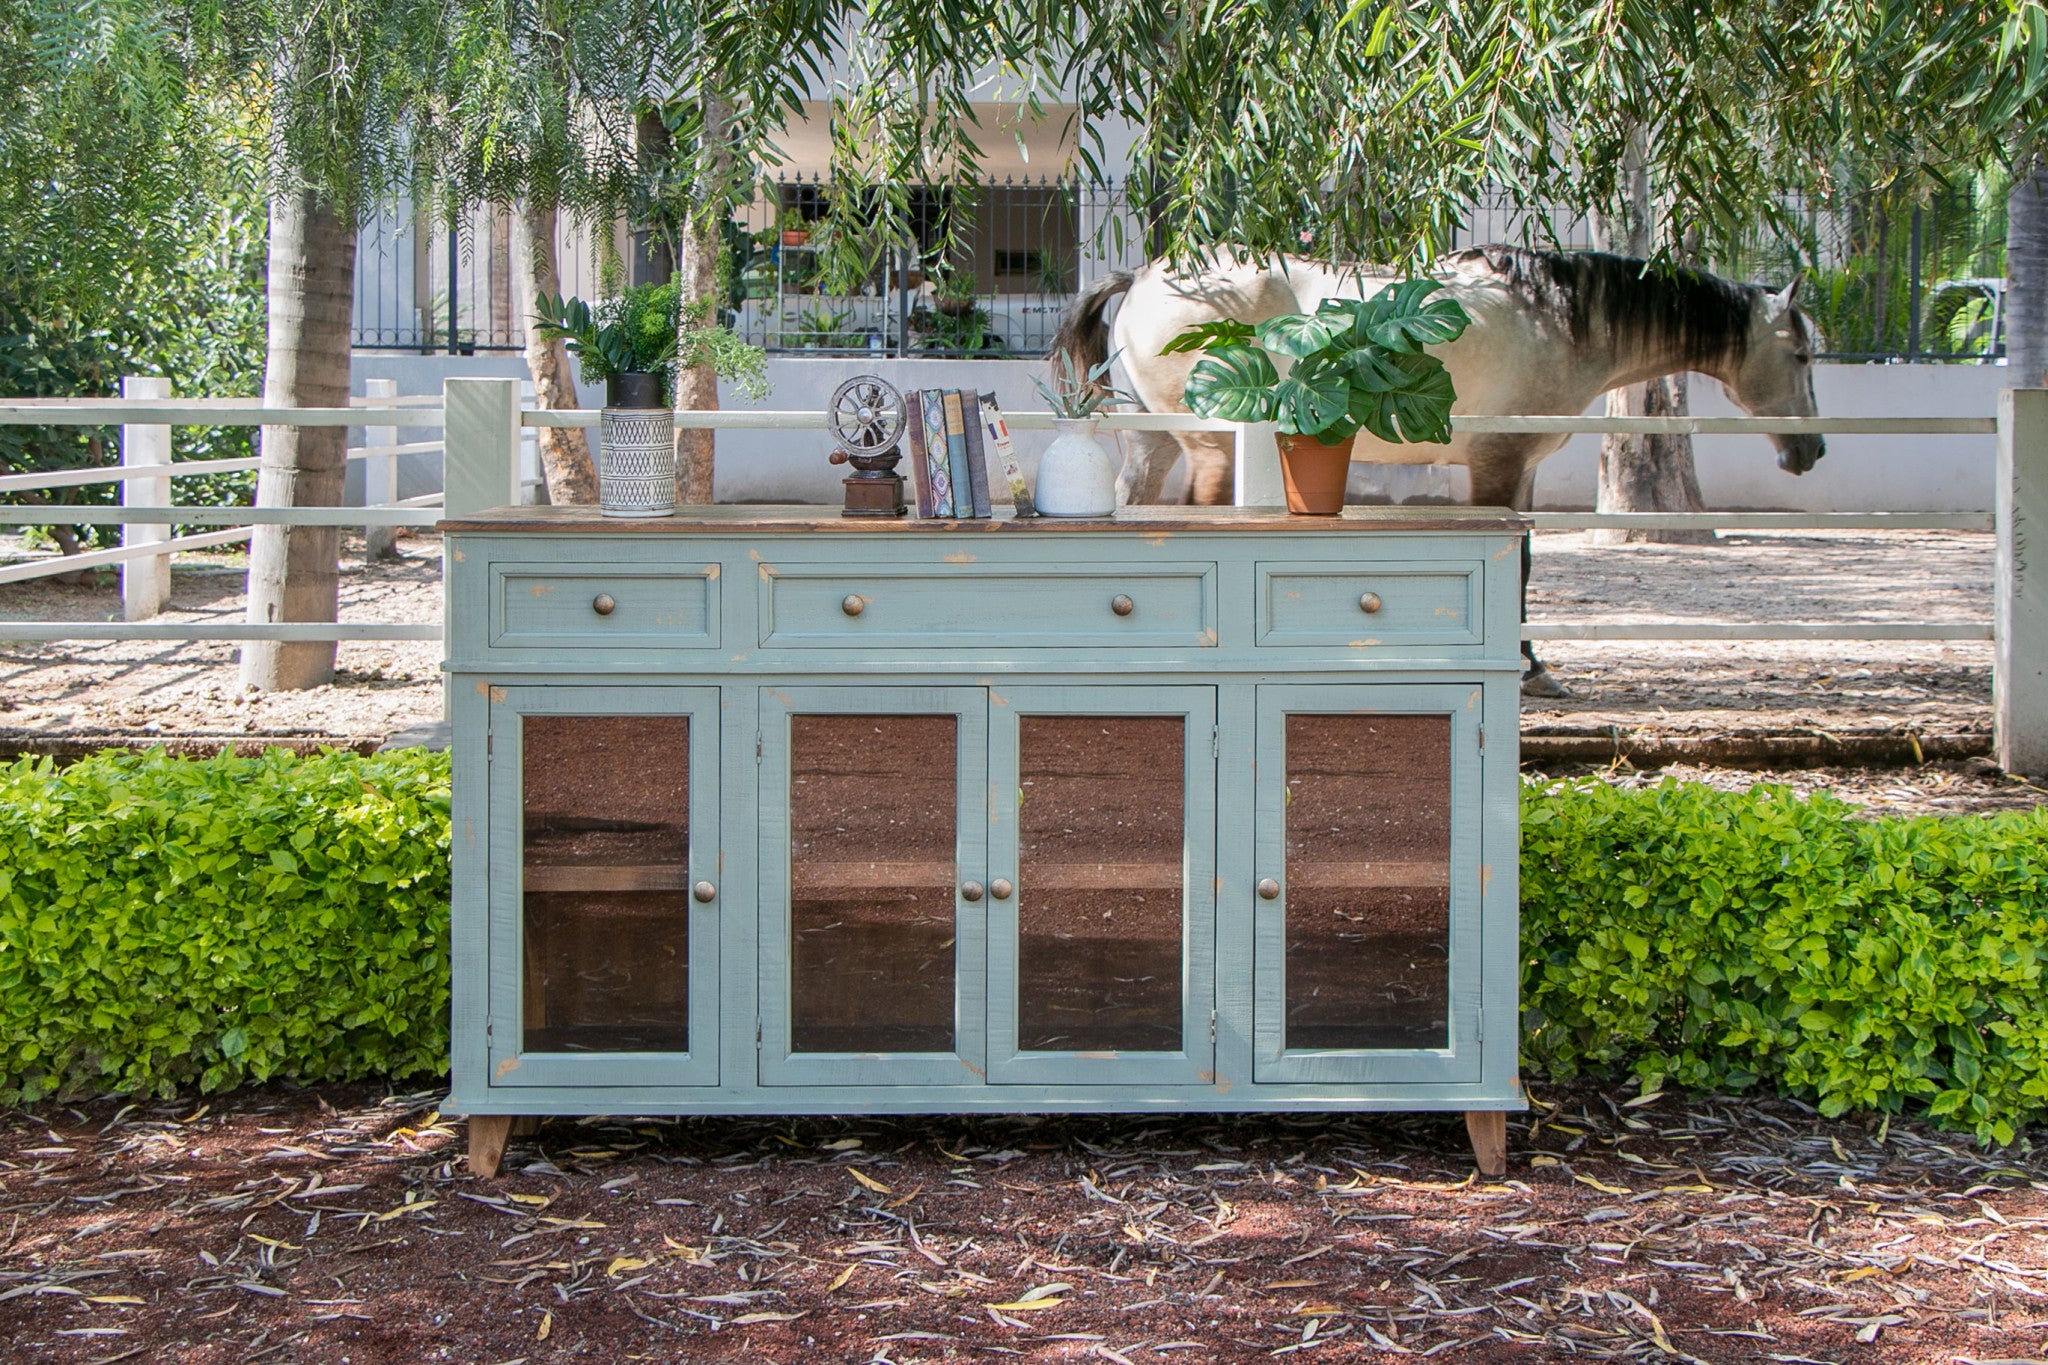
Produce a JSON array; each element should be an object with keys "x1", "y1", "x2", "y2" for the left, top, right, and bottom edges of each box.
[{"x1": 1724, "y1": 278, "x2": 1824, "y2": 474}]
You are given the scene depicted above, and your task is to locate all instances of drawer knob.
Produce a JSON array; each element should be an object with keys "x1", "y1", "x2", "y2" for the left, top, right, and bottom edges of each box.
[
  {"x1": 592, "y1": 593, "x2": 617, "y2": 616},
  {"x1": 1110, "y1": 594, "x2": 1135, "y2": 617},
  {"x1": 692, "y1": 880, "x2": 716, "y2": 904},
  {"x1": 960, "y1": 880, "x2": 985, "y2": 903},
  {"x1": 1257, "y1": 877, "x2": 1281, "y2": 901},
  {"x1": 990, "y1": 878, "x2": 1014, "y2": 901},
  {"x1": 841, "y1": 594, "x2": 866, "y2": 617},
  {"x1": 1358, "y1": 592, "x2": 1383, "y2": 614}
]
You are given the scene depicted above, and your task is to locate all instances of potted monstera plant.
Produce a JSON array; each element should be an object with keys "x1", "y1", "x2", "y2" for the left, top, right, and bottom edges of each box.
[{"x1": 1165, "y1": 279, "x2": 1471, "y2": 514}]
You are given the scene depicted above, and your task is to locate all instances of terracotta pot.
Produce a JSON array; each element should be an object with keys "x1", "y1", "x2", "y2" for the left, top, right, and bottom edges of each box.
[
  {"x1": 780, "y1": 229, "x2": 810, "y2": 246},
  {"x1": 1275, "y1": 432, "x2": 1352, "y2": 515}
]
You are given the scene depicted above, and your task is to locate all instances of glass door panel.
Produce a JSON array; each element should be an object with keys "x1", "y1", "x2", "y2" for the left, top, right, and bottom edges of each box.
[
  {"x1": 487, "y1": 688, "x2": 720, "y2": 1088},
  {"x1": 1252, "y1": 685, "x2": 1481, "y2": 1085},
  {"x1": 760, "y1": 687, "x2": 987, "y2": 1086},
  {"x1": 989, "y1": 688, "x2": 1215, "y2": 1085}
]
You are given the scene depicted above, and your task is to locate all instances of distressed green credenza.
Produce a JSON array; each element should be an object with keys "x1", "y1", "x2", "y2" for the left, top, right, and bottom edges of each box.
[{"x1": 440, "y1": 505, "x2": 1526, "y2": 1176}]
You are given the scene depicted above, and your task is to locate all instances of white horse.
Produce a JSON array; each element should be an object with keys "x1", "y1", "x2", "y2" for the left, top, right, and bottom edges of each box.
[{"x1": 1051, "y1": 246, "x2": 1824, "y2": 694}]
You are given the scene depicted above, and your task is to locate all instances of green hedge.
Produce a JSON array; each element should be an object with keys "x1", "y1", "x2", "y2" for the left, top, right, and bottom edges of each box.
[
  {"x1": 1524, "y1": 779, "x2": 2048, "y2": 1145},
  {"x1": 4, "y1": 750, "x2": 2047, "y2": 1145},
  {"x1": 0, "y1": 748, "x2": 450, "y2": 1101}
]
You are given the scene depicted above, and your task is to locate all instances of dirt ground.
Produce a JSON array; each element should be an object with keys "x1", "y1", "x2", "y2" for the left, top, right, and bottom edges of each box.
[
  {"x1": 1522, "y1": 528, "x2": 1991, "y2": 737},
  {"x1": 4, "y1": 1082, "x2": 2048, "y2": 1364}
]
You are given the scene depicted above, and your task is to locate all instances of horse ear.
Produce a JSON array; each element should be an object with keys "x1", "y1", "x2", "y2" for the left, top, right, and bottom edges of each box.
[{"x1": 1770, "y1": 273, "x2": 1803, "y2": 316}]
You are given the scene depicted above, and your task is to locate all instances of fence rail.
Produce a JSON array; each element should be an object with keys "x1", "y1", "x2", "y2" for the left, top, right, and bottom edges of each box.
[{"x1": 0, "y1": 377, "x2": 2037, "y2": 767}]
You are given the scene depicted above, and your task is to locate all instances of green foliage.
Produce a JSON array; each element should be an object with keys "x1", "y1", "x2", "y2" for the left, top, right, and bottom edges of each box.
[
  {"x1": 1174, "y1": 281, "x2": 1470, "y2": 443},
  {"x1": 1522, "y1": 779, "x2": 2048, "y2": 1147},
  {"x1": 0, "y1": 748, "x2": 452, "y2": 1103},
  {"x1": 533, "y1": 283, "x2": 770, "y2": 402},
  {"x1": 0, "y1": 48, "x2": 268, "y2": 548}
]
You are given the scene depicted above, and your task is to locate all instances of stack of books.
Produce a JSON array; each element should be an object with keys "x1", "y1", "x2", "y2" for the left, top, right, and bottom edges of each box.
[{"x1": 902, "y1": 389, "x2": 1036, "y2": 519}]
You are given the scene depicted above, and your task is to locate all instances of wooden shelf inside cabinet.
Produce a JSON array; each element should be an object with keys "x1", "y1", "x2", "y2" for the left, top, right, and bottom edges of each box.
[
  {"x1": 523, "y1": 864, "x2": 691, "y2": 893},
  {"x1": 1287, "y1": 862, "x2": 1450, "y2": 890},
  {"x1": 793, "y1": 860, "x2": 1181, "y2": 892}
]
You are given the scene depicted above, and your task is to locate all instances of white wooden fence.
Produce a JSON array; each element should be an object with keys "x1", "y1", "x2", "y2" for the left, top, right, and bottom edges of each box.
[{"x1": 0, "y1": 376, "x2": 2039, "y2": 770}]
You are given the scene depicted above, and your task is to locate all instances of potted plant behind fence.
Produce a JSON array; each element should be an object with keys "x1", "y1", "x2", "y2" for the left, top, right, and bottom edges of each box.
[
  {"x1": 1165, "y1": 280, "x2": 1471, "y2": 514},
  {"x1": 1032, "y1": 351, "x2": 1135, "y2": 517},
  {"x1": 533, "y1": 284, "x2": 768, "y2": 517}
]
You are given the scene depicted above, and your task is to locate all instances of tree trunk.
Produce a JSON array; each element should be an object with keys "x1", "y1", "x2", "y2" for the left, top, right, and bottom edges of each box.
[
  {"x1": 1588, "y1": 129, "x2": 1711, "y2": 546},
  {"x1": 673, "y1": 96, "x2": 733, "y2": 509},
  {"x1": 239, "y1": 189, "x2": 356, "y2": 691},
  {"x1": 517, "y1": 199, "x2": 597, "y2": 503},
  {"x1": 488, "y1": 203, "x2": 514, "y2": 345},
  {"x1": 2008, "y1": 158, "x2": 2048, "y2": 389}
]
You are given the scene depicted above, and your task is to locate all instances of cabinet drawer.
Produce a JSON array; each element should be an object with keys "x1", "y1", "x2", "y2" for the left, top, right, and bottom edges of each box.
[
  {"x1": 489, "y1": 562, "x2": 719, "y2": 650},
  {"x1": 761, "y1": 563, "x2": 1217, "y2": 648},
  {"x1": 1256, "y1": 560, "x2": 1481, "y2": 647}
]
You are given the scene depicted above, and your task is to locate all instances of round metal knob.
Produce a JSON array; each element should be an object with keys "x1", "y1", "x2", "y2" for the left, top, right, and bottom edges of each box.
[
  {"x1": 692, "y1": 880, "x2": 716, "y2": 904},
  {"x1": 1257, "y1": 877, "x2": 1281, "y2": 901},
  {"x1": 841, "y1": 594, "x2": 865, "y2": 617},
  {"x1": 1358, "y1": 592, "x2": 1382, "y2": 614},
  {"x1": 1110, "y1": 594, "x2": 1135, "y2": 617},
  {"x1": 990, "y1": 878, "x2": 1013, "y2": 901},
  {"x1": 592, "y1": 593, "x2": 617, "y2": 616},
  {"x1": 960, "y1": 881, "x2": 985, "y2": 903}
]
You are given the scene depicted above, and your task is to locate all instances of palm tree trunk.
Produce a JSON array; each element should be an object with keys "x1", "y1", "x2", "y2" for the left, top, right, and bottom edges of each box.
[
  {"x1": 1590, "y1": 129, "x2": 1711, "y2": 546},
  {"x1": 673, "y1": 95, "x2": 733, "y2": 508},
  {"x1": 517, "y1": 199, "x2": 596, "y2": 503},
  {"x1": 239, "y1": 189, "x2": 356, "y2": 691},
  {"x1": 2008, "y1": 158, "x2": 2048, "y2": 389}
]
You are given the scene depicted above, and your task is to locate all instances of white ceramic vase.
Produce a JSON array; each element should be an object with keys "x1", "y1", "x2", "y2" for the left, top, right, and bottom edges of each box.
[{"x1": 1033, "y1": 417, "x2": 1118, "y2": 517}]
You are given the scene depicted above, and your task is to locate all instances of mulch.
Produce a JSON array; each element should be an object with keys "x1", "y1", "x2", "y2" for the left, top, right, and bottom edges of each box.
[{"x1": 4, "y1": 1082, "x2": 2046, "y2": 1363}]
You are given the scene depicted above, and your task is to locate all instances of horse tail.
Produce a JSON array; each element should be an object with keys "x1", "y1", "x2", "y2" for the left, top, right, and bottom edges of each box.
[{"x1": 1049, "y1": 269, "x2": 1135, "y2": 377}]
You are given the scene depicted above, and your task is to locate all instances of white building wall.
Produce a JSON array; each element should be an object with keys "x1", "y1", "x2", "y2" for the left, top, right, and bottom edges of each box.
[{"x1": 348, "y1": 354, "x2": 2004, "y2": 513}]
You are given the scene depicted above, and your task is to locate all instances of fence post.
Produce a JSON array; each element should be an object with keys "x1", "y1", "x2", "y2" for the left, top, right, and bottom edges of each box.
[
  {"x1": 1232, "y1": 422, "x2": 1284, "y2": 507},
  {"x1": 120, "y1": 375, "x2": 172, "y2": 620},
  {"x1": 1996, "y1": 389, "x2": 2048, "y2": 775},
  {"x1": 441, "y1": 377, "x2": 519, "y2": 719},
  {"x1": 364, "y1": 378, "x2": 399, "y2": 559},
  {"x1": 443, "y1": 377, "x2": 520, "y2": 519}
]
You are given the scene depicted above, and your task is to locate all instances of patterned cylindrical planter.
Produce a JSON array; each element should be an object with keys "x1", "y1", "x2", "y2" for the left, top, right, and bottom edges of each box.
[{"x1": 600, "y1": 372, "x2": 675, "y2": 518}]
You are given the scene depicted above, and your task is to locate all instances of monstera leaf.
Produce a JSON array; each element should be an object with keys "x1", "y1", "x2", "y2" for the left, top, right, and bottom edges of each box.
[
  {"x1": 1182, "y1": 345, "x2": 1281, "y2": 422},
  {"x1": 1350, "y1": 352, "x2": 1458, "y2": 444},
  {"x1": 1362, "y1": 280, "x2": 1472, "y2": 353},
  {"x1": 1159, "y1": 318, "x2": 1257, "y2": 354},
  {"x1": 1272, "y1": 353, "x2": 1355, "y2": 437},
  {"x1": 1254, "y1": 311, "x2": 1348, "y2": 359}
]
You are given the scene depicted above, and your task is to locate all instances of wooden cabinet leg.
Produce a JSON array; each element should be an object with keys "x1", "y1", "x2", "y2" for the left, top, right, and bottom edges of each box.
[
  {"x1": 1465, "y1": 1110, "x2": 1508, "y2": 1179},
  {"x1": 468, "y1": 1115, "x2": 514, "y2": 1178},
  {"x1": 509, "y1": 1115, "x2": 541, "y2": 1138}
]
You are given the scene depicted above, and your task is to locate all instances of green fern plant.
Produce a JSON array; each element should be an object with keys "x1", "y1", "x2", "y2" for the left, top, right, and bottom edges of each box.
[{"x1": 532, "y1": 283, "x2": 769, "y2": 402}]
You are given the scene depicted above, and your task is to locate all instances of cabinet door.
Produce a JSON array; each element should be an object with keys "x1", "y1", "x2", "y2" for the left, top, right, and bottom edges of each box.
[
  {"x1": 487, "y1": 687, "x2": 721, "y2": 1089},
  {"x1": 759, "y1": 687, "x2": 989, "y2": 1087},
  {"x1": 1251, "y1": 685, "x2": 1483, "y2": 1085},
  {"x1": 987, "y1": 688, "x2": 1217, "y2": 1084}
]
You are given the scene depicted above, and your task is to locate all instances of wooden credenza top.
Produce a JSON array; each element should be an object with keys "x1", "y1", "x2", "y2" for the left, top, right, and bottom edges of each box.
[{"x1": 437, "y1": 504, "x2": 1530, "y2": 536}]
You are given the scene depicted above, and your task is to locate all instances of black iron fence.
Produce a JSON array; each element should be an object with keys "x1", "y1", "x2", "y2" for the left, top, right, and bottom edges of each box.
[{"x1": 351, "y1": 176, "x2": 2008, "y2": 363}]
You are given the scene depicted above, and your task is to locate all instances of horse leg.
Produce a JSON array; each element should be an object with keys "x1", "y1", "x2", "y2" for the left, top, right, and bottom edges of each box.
[
  {"x1": 1114, "y1": 427, "x2": 1183, "y2": 506},
  {"x1": 1469, "y1": 445, "x2": 1571, "y2": 700},
  {"x1": 1183, "y1": 431, "x2": 1237, "y2": 505}
]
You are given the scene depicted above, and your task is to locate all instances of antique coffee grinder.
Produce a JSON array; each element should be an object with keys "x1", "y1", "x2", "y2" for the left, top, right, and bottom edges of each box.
[{"x1": 827, "y1": 376, "x2": 908, "y2": 518}]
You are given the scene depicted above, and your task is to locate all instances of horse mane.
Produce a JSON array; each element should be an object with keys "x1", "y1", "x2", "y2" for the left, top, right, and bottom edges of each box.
[{"x1": 1447, "y1": 246, "x2": 1768, "y2": 370}]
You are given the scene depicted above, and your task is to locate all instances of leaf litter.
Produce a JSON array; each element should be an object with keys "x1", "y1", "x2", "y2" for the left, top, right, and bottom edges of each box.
[{"x1": 2, "y1": 1081, "x2": 2048, "y2": 1361}]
